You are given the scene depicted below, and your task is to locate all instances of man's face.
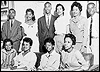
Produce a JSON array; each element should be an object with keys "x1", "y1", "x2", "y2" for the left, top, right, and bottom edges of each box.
[
  {"x1": 87, "y1": 4, "x2": 96, "y2": 16},
  {"x1": 9, "y1": 10, "x2": 16, "y2": 19},
  {"x1": 44, "y1": 3, "x2": 52, "y2": 14}
]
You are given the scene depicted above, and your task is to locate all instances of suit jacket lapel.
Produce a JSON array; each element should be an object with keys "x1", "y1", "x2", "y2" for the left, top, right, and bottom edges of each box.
[
  {"x1": 7, "y1": 21, "x2": 11, "y2": 39},
  {"x1": 11, "y1": 20, "x2": 17, "y2": 36}
]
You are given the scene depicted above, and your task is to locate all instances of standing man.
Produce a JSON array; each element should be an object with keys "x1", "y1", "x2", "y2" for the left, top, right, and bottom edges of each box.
[
  {"x1": 87, "y1": 2, "x2": 99, "y2": 65},
  {"x1": 2, "y1": 8, "x2": 22, "y2": 53},
  {"x1": 37, "y1": 2, "x2": 56, "y2": 53}
]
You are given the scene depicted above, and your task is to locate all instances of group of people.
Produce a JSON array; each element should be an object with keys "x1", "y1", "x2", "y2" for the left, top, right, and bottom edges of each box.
[{"x1": 1, "y1": 1, "x2": 99, "y2": 71}]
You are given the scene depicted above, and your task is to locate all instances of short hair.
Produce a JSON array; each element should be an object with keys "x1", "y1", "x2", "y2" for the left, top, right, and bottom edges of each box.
[
  {"x1": 71, "y1": 1, "x2": 82, "y2": 12},
  {"x1": 44, "y1": 2, "x2": 52, "y2": 7},
  {"x1": 44, "y1": 37, "x2": 55, "y2": 46},
  {"x1": 3, "y1": 39, "x2": 13, "y2": 49},
  {"x1": 64, "y1": 33, "x2": 76, "y2": 45},
  {"x1": 26, "y1": 8, "x2": 36, "y2": 21},
  {"x1": 87, "y1": 2, "x2": 95, "y2": 9},
  {"x1": 55, "y1": 3, "x2": 65, "y2": 12},
  {"x1": 22, "y1": 37, "x2": 33, "y2": 46},
  {"x1": 9, "y1": 8, "x2": 16, "y2": 13}
]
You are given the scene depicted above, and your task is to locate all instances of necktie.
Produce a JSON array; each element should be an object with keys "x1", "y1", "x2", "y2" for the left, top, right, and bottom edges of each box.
[
  {"x1": 11, "y1": 20, "x2": 13, "y2": 28},
  {"x1": 47, "y1": 16, "x2": 49, "y2": 28},
  {"x1": 89, "y1": 17, "x2": 93, "y2": 46}
]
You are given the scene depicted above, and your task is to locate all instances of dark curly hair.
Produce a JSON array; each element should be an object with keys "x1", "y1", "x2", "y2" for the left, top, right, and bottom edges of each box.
[
  {"x1": 71, "y1": 1, "x2": 82, "y2": 12},
  {"x1": 26, "y1": 8, "x2": 36, "y2": 21},
  {"x1": 55, "y1": 3, "x2": 65, "y2": 12},
  {"x1": 3, "y1": 39, "x2": 13, "y2": 49},
  {"x1": 22, "y1": 37, "x2": 33, "y2": 46},
  {"x1": 44, "y1": 37, "x2": 55, "y2": 46},
  {"x1": 64, "y1": 33, "x2": 76, "y2": 45}
]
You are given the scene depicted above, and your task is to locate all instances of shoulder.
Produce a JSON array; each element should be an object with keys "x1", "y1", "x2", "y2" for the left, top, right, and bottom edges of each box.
[
  {"x1": 1, "y1": 49, "x2": 6, "y2": 53},
  {"x1": 38, "y1": 16, "x2": 44, "y2": 20},
  {"x1": 53, "y1": 51, "x2": 60, "y2": 57},
  {"x1": 15, "y1": 20, "x2": 22, "y2": 25},
  {"x1": 52, "y1": 15, "x2": 57, "y2": 20},
  {"x1": 80, "y1": 16, "x2": 88, "y2": 22},
  {"x1": 3, "y1": 21, "x2": 9, "y2": 26}
]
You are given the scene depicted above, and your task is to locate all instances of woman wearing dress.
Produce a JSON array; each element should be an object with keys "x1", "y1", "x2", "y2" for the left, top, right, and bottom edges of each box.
[
  {"x1": 20, "y1": 8, "x2": 39, "y2": 52},
  {"x1": 60, "y1": 34, "x2": 89, "y2": 71},
  {"x1": 54, "y1": 4, "x2": 70, "y2": 54},
  {"x1": 69, "y1": 2, "x2": 88, "y2": 53}
]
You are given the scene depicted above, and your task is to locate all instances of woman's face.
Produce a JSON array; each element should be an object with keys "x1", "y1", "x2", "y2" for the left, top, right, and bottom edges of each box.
[
  {"x1": 45, "y1": 42, "x2": 53, "y2": 52},
  {"x1": 5, "y1": 41, "x2": 12, "y2": 51},
  {"x1": 64, "y1": 37, "x2": 73, "y2": 50},
  {"x1": 57, "y1": 5, "x2": 64, "y2": 16},
  {"x1": 72, "y1": 6, "x2": 80, "y2": 17},
  {"x1": 26, "y1": 11, "x2": 33, "y2": 21},
  {"x1": 22, "y1": 41, "x2": 31, "y2": 51}
]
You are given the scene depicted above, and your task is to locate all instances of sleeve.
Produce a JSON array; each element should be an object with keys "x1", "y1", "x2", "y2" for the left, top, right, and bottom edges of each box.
[
  {"x1": 27, "y1": 53, "x2": 37, "y2": 70},
  {"x1": 11, "y1": 26, "x2": 22, "y2": 42},
  {"x1": 2, "y1": 23, "x2": 6, "y2": 40},
  {"x1": 83, "y1": 18, "x2": 88, "y2": 47},
  {"x1": 37, "y1": 19, "x2": 42, "y2": 41},
  {"x1": 75, "y1": 50, "x2": 89, "y2": 70}
]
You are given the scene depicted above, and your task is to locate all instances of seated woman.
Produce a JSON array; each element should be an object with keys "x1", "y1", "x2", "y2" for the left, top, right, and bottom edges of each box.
[
  {"x1": 60, "y1": 34, "x2": 89, "y2": 71},
  {"x1": 1, "y1": 39, "x2": 17, "y2": 69},
  {"x1": 37, "y1": 37, "x2": 60, "y2": 71},
  {"x1": 12, "y1": 37, "x2": 37, "y2": 71}
]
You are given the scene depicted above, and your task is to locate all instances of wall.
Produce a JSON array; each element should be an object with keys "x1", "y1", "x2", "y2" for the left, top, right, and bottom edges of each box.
[
  {"x1": 14, "y1": 1, "x2": 87, "y2": 24},
  {"x1": 1, "y1": 1, "x2": 88, "y2": 29}
]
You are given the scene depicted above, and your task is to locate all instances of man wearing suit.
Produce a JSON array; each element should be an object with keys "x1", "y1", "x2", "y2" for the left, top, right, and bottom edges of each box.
[
  {"x1": 38, "y1": 2, "x2": 56, "y2": 53},
  {"x1": 2, "y1": 8, "x2": 22, "y2": 53}
]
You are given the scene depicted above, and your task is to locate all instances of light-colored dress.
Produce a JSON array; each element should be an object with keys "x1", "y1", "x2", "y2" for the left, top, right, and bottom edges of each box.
[
  {"x1": 61, "y1": 49, "x2": 89, "y2": 71},
  {"x1": 14, "y1": 51, "x2": 37, "y2": 71},
  {"x1": 20, "y1": 21, "x2": 39, "y2": 52},
  {"x1": 69, "y1": 16, "x2": 88, "y2": 53},
  {"x1": 38, "y1": 50, "x2": 60, "y2": 71},
  {"x1": 54, "y1": 15, "x2": 69, "y2": 53},
  {"x1": 1, "y1": 49, "x2": 17, "y2": 68}
]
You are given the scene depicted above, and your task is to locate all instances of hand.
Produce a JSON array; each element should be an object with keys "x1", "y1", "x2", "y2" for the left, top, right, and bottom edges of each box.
[{"x1": 10, "y1": 66, "x2": 17, "y2": 70}]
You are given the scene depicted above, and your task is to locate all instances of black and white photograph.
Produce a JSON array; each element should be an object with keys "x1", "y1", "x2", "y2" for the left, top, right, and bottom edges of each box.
[{"x1": 1, "y1": 1, "x2": 99, "y2": 71}]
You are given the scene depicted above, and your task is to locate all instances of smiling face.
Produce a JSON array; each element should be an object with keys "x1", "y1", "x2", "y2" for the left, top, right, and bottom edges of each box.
[
  {"x1": 5, "y1": 41, "x2": 12, "y2": 51},
  {"x1": 87, "y1": 3, "x2": 96, "y2": 16},
  {"x1": 57, "y1": 5, "x2": 64, "y2": 16},
  {"x1": 45, "y1": 42, "x2": 54, "y2": 52},
  {"x1": 44, "y1": 3, "x2": 52, "y2": 14},
  {"x1": 72, "y1": 6, "x2": 80, "y2": 17},
  {"x1": 9, "y1": 9, "x2": 16, "y2": 19},
  {"x1": 26, "y1": 11, "x2": 33, "y2": 21},
  {"x1": 64, "y1": 37, "x2": 73, "y2": 50},
  {"x1": 22, "y1": 41, "x2": 31, "y2": 52}
]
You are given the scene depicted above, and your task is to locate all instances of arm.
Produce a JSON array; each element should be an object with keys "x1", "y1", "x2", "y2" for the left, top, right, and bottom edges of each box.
[
  {"x1": 83, "y1": 19, "x2": 88, "y2": 47},
  {"x1": 37, "y1": 19, "x2": 42, "y2": 41},
  {"x1": 2, "y1": 23, "x2": 7, "y2": 40},
  {"x1": 75, "y1": 50, "x2": 89, "y2": 70}
]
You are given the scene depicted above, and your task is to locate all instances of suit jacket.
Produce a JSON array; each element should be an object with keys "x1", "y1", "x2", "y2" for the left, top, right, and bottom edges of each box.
[
  {"x1": 38, "y1": 15, "x2": 56, "y2": 42},
  {"x1": 2, "y1": 19, "x2": 22, "y2": 42}
]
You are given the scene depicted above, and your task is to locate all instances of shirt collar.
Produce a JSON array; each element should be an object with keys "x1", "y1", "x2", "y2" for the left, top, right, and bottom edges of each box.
[
  {"x1": 45, "y1": 14, "x2": 51, "y2": 19},
  {"x1": 46, "y1": 50, "x2": 55, "y2": 57}
]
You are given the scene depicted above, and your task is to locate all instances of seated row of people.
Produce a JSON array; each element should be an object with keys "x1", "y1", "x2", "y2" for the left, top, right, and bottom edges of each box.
[{"x1": 1, "y1": 34, "x2": 89, "y2": 71}]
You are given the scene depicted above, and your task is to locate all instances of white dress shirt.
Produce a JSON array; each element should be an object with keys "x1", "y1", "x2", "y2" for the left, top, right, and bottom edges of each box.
[
  {"x1": 88, "y1": 13, "x2": 99, "y2": 38},
  {"x1": 14, "y1": 51, "x2": 37, "y2": 70},
  {"x1": 38, "y1": 50, "x2": 60, "y2": 71}
]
